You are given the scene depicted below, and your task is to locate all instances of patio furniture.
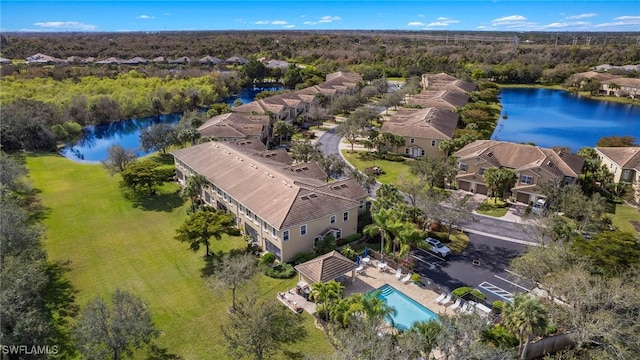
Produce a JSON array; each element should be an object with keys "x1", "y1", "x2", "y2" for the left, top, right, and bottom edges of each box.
[
  {"x1": 377, "y1": 262, "x2": 388, "y2": 272},
  {"x1": 458, "y1": 302, "x2": 469, "y2": 313},
  {"x1": 355, "y1": 265, "x2": 365, "y2": 274},
  {"x1": 438, "y1": 293, "x2": 452, "y2": 305},
  {"x1": 395, "y1": 267, "x2": 402, "y2": 280},
  {"x1": 361, "y1": 256, "x2": 371, "y2": 266},
  {"x1": 475, "y1": 303, "x2": 492, "y2": 317},
  {"x1": 400, "y1": 273, "x2": 412, "y2": 284},
  {"x1": 448, "y1": 298, "x2": 462, "y2": 311},
  {"x1": 434, "y1": 293, "x2": 447, "y2": 303}
]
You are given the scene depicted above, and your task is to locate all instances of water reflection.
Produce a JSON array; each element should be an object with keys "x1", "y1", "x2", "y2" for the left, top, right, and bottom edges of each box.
[{"x1": 492, "y1": 88, "x2": 640, "y2": 152}]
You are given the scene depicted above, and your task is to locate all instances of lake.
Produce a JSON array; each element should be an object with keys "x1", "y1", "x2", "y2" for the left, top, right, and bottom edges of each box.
[
  {"x1": 492, "y1": 88, "x2": 640, "y2": 151},
  {"x1": 60, "y1": 86, "x2": 283, "y2": 162}
]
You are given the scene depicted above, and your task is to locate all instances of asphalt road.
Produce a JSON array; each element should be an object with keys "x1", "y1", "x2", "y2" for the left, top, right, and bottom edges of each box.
[
  {"x1": 317, "y1": 127, "x2": 340, "y2": 156},
  {"x1": 411, "y1": 233, "x2": 532, "y2": 304}
]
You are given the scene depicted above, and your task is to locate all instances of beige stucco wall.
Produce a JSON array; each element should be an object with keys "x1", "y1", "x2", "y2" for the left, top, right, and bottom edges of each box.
[{"x1": 399, "y1": 137, "x2": 446, "y2": 158}]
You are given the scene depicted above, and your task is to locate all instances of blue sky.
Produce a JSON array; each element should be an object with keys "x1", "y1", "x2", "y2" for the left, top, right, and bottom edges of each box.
[{"x1": 1, "y1": 1, "x2": 639, "y2": 32}]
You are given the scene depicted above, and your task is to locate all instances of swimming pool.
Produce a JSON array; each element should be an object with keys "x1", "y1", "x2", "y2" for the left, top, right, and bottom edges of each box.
[{"x1": 374, "y1": 284, "x2": 439, "y2": 330}]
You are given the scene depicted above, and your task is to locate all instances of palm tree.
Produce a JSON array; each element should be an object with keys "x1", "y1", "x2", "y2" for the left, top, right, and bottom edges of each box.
[
  {"x1": 363, "y1": 208, "x2": 396, "y2": 256},
  {"x1": 309, "y1": 280, "x2": 344, "y2": 321},
  {"x1": 329, "y1": 295, "x2": 362, "y2": 328},
  {"x1": 358, "y1": 290, "x2": 396, "y2": 329},
  {"x1": 394, "y1": 222, "x2": 423, "y2": 261},
  {"x1": 272, "y1": 120, "x2": 294, "y2": 145},
  {"x1": 502, "y1": 294, "x2": 549, "y2": 359},
  {"x1": 180, "y1": 174, "x2": 208, "y2": 212},
  {"x1": 409, "y1": 320, "x2": 442, "y2": 356}
]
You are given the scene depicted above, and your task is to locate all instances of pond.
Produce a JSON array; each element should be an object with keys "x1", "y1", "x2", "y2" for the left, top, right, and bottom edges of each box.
[
  {"x1": 492, "y1": 88, "x2": 640, "y2": 152},
  {"x1": 60, "y1": 86, "x2": 283, "y2": 163}
]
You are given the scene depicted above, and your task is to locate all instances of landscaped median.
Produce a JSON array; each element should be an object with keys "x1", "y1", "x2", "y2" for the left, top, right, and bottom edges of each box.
[{"x1": 25, "y1": 153, "x2": 334, "y2": 359}]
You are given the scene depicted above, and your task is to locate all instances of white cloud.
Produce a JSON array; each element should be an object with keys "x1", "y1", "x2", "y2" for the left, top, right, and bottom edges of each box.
[
  {"x1": 565, "y1": 13, "x2": 597, "y2": 20},
  {"x1": 137, "y1": 15, "x2": 154, "y2": 19},
  {"x1": 164, "y1": 13, "x2": 171, "y2": 16},
  {"x1": 318, "y1": 16, "x2": 341, "y2": 23},
  {"x1": 33, "y1": 21, "x2": 97, "y2": 31},
  {"x1": 271, "y1": 20, "x2": 288, "y2": 25},
  {"x1": 614, "y1": 15, "x2": 640, "y2": 21},
  {"x1": 595, "y1": 15, "x2": 640, "y2": 28},
  {"x1": 418, "y1": 14, "x2": 424, "y2": 18},
  {"x1": 543, "y1": 21, "x2": 590, "y2": 29},
  {"x1": 427, "y1": 17, "x2": 459, "y2": 27},
  {"x1": 284, "y1": 24, "x2": 295, "y2": 29},
  {"x1": 492, "y1": 15, "x2": 526, "y2": 25},
  {"x1": 303, "y1": 21, "x2": 315, "y2": 25},
  {"x1": 255, "y1": 20, "x2": 270, "y2": 24},
  {"x1": 407, "y1": 21, "x2": 426, "y2": 26}
]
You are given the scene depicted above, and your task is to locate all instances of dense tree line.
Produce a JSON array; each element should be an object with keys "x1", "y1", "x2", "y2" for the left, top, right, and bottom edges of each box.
[{"x1": 0, "y1": 153, "x2": 78, "y2": 359}]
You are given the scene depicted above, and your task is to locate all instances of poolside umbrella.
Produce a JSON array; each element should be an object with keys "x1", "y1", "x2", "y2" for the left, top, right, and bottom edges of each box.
[{"x1": 364, "y1": 247, "x2": 368, "y2": 258}]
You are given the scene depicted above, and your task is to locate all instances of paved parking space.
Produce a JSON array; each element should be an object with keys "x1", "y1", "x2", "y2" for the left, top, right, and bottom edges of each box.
[{"x1": 412, "y1": 233, "x2": 532, "y2": 303}]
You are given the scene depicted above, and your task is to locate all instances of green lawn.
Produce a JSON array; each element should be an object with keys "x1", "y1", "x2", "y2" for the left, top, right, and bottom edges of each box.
[
  {"x1": 610, "y1": 204, "x2": 640, "y2": 236},
  {"x1": 341, "y1": 150, "x2": 414, "y2": 184},
  {"x1": 475, "y1": 198, "x2": 510, "y2": 218},
  {"x1": 26, "y1": 153, "x2": 333, "y2": 359}
]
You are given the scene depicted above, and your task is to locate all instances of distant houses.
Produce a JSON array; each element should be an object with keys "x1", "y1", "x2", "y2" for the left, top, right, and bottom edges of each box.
[{"x1": 572, "y1": 69, "x2": 640, "y2": 99}]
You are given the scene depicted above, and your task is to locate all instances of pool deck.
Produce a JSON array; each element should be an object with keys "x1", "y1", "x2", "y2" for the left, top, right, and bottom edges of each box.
[{"x1": 343, "y1": 261, "x2": 453, "y2": 316}]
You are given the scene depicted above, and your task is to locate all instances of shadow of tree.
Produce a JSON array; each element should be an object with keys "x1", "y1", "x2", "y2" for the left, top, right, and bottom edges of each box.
[
  {"x1": 44, "y1": 260, "x2": 80, "y2": 359},
  {"x1": 201, "y1": 248, "x2": 248, "y2": 278},
  {"x1": 122, "y1": 186, "x2": 184, "y2": 212},
  {"x1": 145, "y1": 344, "x2": 184, "y2": 360}
]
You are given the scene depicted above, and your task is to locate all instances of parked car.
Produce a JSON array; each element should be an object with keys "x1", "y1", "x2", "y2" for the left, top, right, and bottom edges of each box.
[
  {"x1": 424, "y1": 237, "x2": 451, "y2": 258},
  {"x1": 531, "y1": 199, "x2": 547, "y2": 215}
]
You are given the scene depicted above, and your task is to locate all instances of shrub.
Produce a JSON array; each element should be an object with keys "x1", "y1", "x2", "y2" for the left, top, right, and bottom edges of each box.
[
  {"x1": 340, "y1": 245, "x2": 358, "y2": 261},
  {"x1": 492, "y1": 300, "x2": 505, "y2": 313},
  {"x1": 259, "y1": 252, "x2": 276, "y2": 265},
  {"x1": 452, "y1": 286, "x2": 486, "y2": 300},
  {"x1": 227, "y1": 228, "x2": 242, "y2": 236},
  {"x1": 263, "y1": 263, "x2": 296, "y2": 279},
  {"x1": 410, "y1": 273, "x2": 422, "y2": 283},
  {"x1": 483, "y1": 325, "x2": 518, "y2": 349},
  {"x1": 291, "y1": 252, "x2": 317, "y2": 265},
  {"x1": 380, "y1": 153, "x2": 405, "y2": 162},
  {"x1": 315, "y1": 234, "x2": 336, "y2": 255}
]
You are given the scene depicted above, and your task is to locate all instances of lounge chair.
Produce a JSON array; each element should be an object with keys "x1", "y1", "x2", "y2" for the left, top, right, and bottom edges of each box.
[
  {"x1": 401, "y1": 273, "x2": 412, "y2": 284},
  {"x1": 355, "y1": 265, "x2": 364, "y2": 274},
  {"x1": 395, "y1": 267, "x2": 402, "y2": 280},
  {"x1": 458, "y1": 302, "x2": 469, "y2": 313},
  {"x1": 434, "y1": 293, "x2": 446, "y2": 304},
  {"x1": 447, "y1": 298, "x2": 461, "y2": 311},
  {"x1": 438, "y1": 293, "x2": 452, "y2": 305}
]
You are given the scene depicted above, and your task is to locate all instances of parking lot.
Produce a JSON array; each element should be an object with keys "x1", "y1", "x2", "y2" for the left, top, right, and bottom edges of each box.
[{"x1": 411, "y1": 233, "x2": 532, "y2": 304}]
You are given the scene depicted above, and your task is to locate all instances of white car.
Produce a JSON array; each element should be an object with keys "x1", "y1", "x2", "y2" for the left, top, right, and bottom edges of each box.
[{"x1": 424, "y1": 237, "x2": 451, "y2": 258}]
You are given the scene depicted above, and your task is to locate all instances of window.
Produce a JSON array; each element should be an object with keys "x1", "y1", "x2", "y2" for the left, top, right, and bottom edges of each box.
[
  {"x1": 431, "y1": 140, "x2": 436, "y2": 147},
  {"x1": 521, "y1": 175, "x2": 533, "y2": 185},
  {"x1": 283, "y1": 230, "x2": 289, "y2": 241},
  {"x1": 263, "y1": 220, "x2": 268, "y2": 231},
  {"x1": 405, "y1": 148, "x2": 410, "y2": 155},
  {"x1": 330, "y1": 215, "x2": 336, "y2": 225},
  {"x1": 223, "y1": 193, "x2": 228, "y2": 202},
  {"x1": 300, "y1": 224, "x2": 307, "y2": 236},
  {"x1": 335, "y1": 230, "x2": 341, "y2": 239},
  {"x1": 245, "y1": 209, "x2": 252, "y2": 219},
  {"x1": 459, "y1": 163, "x2": 468, "y2": 171},
  {"x1": 479, "y1": 167, "x2": 486, "y2": 175},
  {"x1": 239, "y1": 204, "x2": 244, "y2": 213},
  {"x1": 359, "y1": 200, "x2": 365, "y2": 209},
  {"x1": 343, "y1": 211, "x2": 349, "y2": 222},
  {"x1": 421, "y1": 150, "x2": 426, "y2": 156},
  {"x1": 204, "y1": 192, "x2": 211, "y2": 204},
  {"x1": 410, "y1": 138, "x2": 415, "y2": 144},
  {"x1": 216, "y1": 188, "x2": 222, "y2": 196},
  {"x1": 272, "y1": 226, "x2": 276, "y2": 237}
]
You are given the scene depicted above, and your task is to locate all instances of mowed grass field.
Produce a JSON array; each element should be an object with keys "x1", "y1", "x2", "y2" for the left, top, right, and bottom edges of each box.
[{"x1": 25, "y1": 153, "x2": 333, "y2": 359}]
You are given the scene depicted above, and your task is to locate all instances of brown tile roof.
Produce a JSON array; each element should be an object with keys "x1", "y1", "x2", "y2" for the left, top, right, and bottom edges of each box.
[
  {"x1": 408, "y1": 90, "x2": 469, "y2": 110},
  {"x1": 197, "y1": 113, "x2": 269, "y2": 139},
  {"x1": 294, "y1": 250, "x2": 357, "y2": 283},
  {"x1": 172, "y1": 142, "x2": 365, "y2": 230},
  {"x1": 381, "y1": 107, "x2": 458, "y2": 140},
  {"x1": 455, "y1": 140, "x2": 584, "y2": 178},
  {"x1": 573, "y1": 71, "x2": 619, "y2": 82},
  {"x1": 601, "y1": 77, "x2": 640, "y2": 88},
  {"x1": 421, "y1": 73, "x2": 477, "y2": 93},
  {"x1": 596, "y1": 147, "x2": 640, "y2": 171}
]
